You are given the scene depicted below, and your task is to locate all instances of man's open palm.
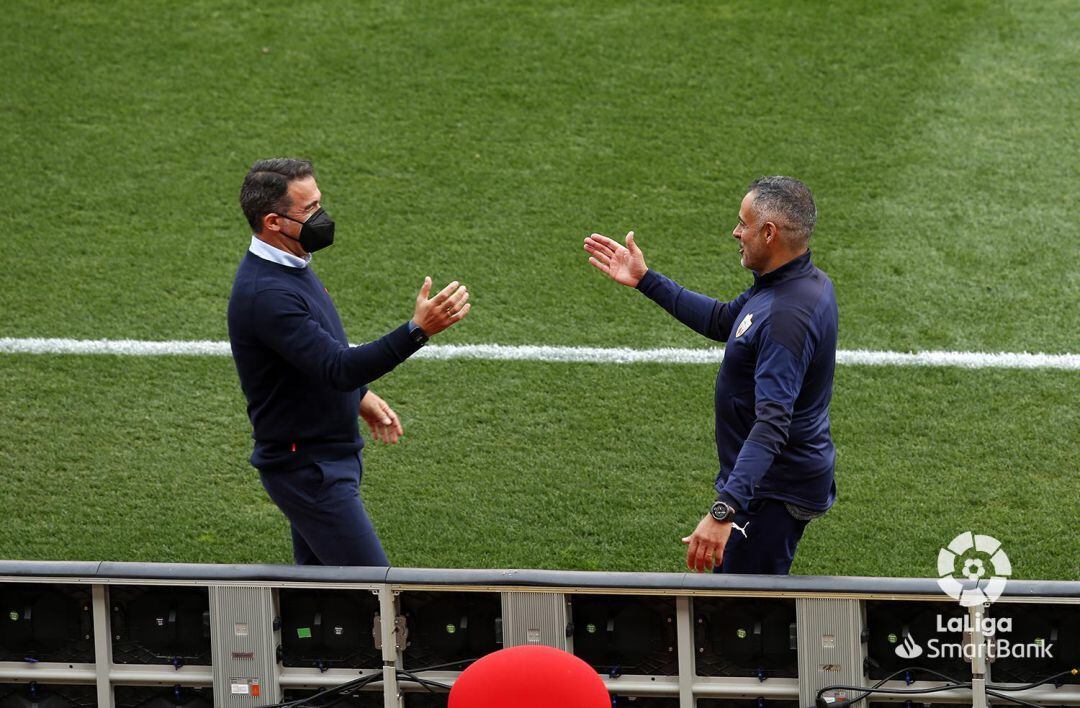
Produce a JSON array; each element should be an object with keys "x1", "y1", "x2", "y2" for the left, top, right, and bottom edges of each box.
[{"x1": 584, "y1": 231, "x2": 648, "y2": 287}]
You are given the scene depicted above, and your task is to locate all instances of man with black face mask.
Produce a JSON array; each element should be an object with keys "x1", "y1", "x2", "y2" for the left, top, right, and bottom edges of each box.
[{"x1": 228, "y1": 157, "x2": 471, "y2": 566}]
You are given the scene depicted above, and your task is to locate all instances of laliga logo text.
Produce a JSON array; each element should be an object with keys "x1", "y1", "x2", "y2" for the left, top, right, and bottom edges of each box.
[
  {"x1": 937, "y1": 531, "x2": 1011, "y2": 606},
  {"x1": 893, "y1": 615, "x2": 1055, "y2": 661},
  {"x1": 887, "y1": 533, "x2": 1054, "y2": 661}
]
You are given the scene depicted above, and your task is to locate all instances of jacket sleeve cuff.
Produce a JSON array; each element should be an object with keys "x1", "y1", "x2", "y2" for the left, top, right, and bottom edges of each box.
[
  {"x1": 635, "y1": 269, "x2": 659, "y2": 293},
  {"x1": 715, "y1": 488, "x2": 744, "y2": 512},
  {"x1": 385, "y1": 321, "x2": 425, "y2": 361}
]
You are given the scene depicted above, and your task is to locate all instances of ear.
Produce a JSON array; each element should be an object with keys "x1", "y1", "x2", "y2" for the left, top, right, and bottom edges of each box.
[
  {"x1": 762, "y1": 221, "x2": 780, "y2": 243},
  {"x1": 261, "y1": 212, "x2": 282, "y2": 234}
]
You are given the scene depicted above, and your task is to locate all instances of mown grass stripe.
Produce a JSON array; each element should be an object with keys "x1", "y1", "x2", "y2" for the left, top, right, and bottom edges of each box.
[{"x1": 1, "y1": 338, "x2": 1076, "y2": 370}]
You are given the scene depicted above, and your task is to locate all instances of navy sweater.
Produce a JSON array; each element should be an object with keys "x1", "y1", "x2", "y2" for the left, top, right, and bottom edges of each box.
[
  {"x1": 227, "y1": 252, "x2": 422, "y2": 473},
  {"x1": 636, "y1": 251, "x2": 838, "y2": 512}
]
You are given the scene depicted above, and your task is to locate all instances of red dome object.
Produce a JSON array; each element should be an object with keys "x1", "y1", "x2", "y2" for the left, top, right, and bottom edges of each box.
[{"x1": 449, "y1": 645, "x2": 610, "y2": 708}]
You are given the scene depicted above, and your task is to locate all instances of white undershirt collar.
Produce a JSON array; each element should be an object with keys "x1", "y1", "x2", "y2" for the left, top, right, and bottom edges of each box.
[{"x1": 248, "y1": 235, "x2": 311, "y2": 269}]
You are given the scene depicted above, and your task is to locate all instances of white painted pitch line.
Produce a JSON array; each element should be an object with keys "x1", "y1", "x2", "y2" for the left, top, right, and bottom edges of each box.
[
  {"x1": 0, "y1": 338, "x2": 234, "y2": 357},
  {"x1": 422, "y1": 344, "x2": 1080, "y2": 370},
  {"x1": 0, "y1": 337, "x2": 1077, "y2": 370}
]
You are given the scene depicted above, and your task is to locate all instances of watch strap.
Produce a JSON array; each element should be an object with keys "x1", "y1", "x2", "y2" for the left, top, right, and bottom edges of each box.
[{"x1": 407, "y1": 320, "x2": 429, "y2": 345}]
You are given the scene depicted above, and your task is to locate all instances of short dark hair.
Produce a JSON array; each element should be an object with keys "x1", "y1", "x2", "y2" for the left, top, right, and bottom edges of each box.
[
  {"x1": 239, "y1": 158, "x2": 315, "y2": 232},
  {"x1": 747, "y1": 176, "x2": 817, "y2": 243}
]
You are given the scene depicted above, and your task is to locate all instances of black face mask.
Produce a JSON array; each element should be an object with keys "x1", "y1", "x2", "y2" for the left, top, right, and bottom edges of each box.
[{"x1": 277, "y1": 207, "x2": 335, "y2": 253}]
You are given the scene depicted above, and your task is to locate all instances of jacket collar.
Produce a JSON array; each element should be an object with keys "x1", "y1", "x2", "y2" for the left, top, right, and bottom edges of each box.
[{"x1": 753, "y1": 250, "x2": 813, "y2": 288}]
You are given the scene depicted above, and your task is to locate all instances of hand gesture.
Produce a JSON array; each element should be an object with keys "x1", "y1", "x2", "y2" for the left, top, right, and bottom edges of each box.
[
  {"x1": 583, "y1": 231, "x2": 648, "y2": 287},
  {"x1": 359, "y1": 390, "x2": 404, "y2": 444},
  {"x1": 681, "y1": 513, "x2": 733, "y2": 573},
  {"x1": 413, "y1": 277, "x2": 471, "y2": 336}
]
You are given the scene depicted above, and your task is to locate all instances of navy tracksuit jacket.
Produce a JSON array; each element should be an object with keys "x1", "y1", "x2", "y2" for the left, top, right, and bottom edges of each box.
[{"x1": 636, "y1": 250, "x2": 838, "y2": 514}]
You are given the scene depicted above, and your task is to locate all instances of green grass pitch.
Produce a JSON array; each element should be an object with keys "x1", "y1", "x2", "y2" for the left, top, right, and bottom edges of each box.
[{"x1": 1, "y1": 1, "x2": 1077, "y2": 579}]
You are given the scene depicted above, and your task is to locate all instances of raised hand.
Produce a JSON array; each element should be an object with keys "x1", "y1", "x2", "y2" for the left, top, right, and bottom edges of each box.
[
  {"x1": 584, "y1": 231, "x2": 648, "y2": 287},
  {"x1": 413, "y1": 277, "x2": 471, "y2": 336}
]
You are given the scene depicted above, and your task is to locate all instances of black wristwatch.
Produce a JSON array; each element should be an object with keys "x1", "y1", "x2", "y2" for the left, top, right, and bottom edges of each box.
[
  {"x1": 709, "y1": 499, "x2": 737, "y2": 524},
  {"x1": 407, "y1": 320, "x2": 429, "y2": 346}
]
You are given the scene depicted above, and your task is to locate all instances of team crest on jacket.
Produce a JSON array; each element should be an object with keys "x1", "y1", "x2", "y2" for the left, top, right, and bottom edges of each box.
[{"x1": 736, "y1": 313, "x2": 754, "y2": 338}]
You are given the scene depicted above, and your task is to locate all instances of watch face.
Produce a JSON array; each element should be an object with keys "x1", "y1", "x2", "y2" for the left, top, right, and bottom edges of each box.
[{"x1": 711, "y1": 501, "x2": 731, "y2": 522}]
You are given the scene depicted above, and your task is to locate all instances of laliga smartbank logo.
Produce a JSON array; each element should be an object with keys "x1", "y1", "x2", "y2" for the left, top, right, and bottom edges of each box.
[
  {"x1": 936, "y1": 531, "x2": 1012, "y2": 606},
  {"x1": 890, "y1": 533, "x2": 1053, "y2": 662}
]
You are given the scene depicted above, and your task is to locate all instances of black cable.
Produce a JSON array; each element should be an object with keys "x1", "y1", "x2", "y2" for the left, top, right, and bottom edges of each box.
[
  {"x1": 815, "y1": 666, "x2": 1079, "y2": 708},
  {"x1": 397, "y1": 669, "x2": 452, "y2": 692},
  {"x1": 258, "y1": 671, "x2": 384, "y2": 708},
  {"x1": 405, "y1": 656, "x2": 481, "y2": 672},
  {"x1": 316, "y1": 672, "x2": 386, "y2": 704},
  {"x1": 988, "y1": 668, "x2": 1080, "y2": 692},
  {"x1": 981, "y1": 668, "x2": 1080, "y2": 707},
  {"x1": 818, "y1": 681, "x2": 971, "y2": 698},
  {"x1": 260, "y1": 664, "x2": 459, "y2": 708},
  {"x1": 985, "y1": 689, "x2": 1045, "y2": 708},
  {"x1": 391, "y1": 658, "x2": 476, "y2": 693},
  {"x1": 815, "y1": 665, "x2": 969, "y2": 707}
]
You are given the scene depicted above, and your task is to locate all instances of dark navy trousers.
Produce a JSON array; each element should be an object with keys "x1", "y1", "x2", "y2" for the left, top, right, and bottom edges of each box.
[
  {"x1": 716, "y1": 499, "x2": 810, "y2": 575},
  {"x1": 259, "y1": 451, "x2": 388, "y2": 566}
]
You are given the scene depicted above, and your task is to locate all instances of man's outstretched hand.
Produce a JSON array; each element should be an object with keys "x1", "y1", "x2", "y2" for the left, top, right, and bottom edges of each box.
[
  {"x1": 413, "y1": 277, "x2": 471, "y2": 336},
  {"x1": 584, "y1": 231, "x2": 648, "y2": 287}
]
